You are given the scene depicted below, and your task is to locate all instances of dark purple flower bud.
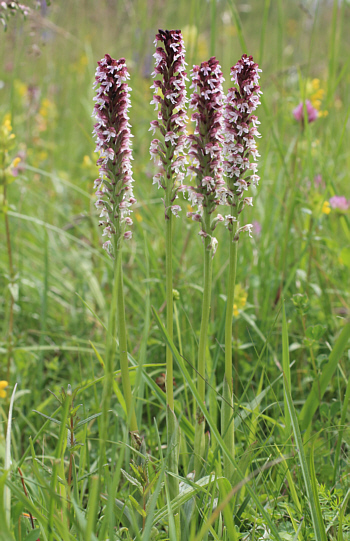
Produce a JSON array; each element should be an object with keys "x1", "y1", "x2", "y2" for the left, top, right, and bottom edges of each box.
[
  {"x1": 149, "y1": 29, "x2": 188, "y2": 217},
  {"x1": 223, "y1": 54, "x2": 262, "y2": 236},
  {"x1": 92, "y1": 55, "x2": 136, "y2": 257}
]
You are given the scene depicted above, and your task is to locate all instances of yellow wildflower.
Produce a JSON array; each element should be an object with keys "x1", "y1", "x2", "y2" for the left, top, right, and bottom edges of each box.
[
  {"x1": 14, "y1": 79, "x2": 28, "y2": 98},
  {"x1": 322, "y1": 201, "x2": 331, "y2": 215},
  {"x1": 83, "y1": 155, "x2": 92, "y2": 167},
  {"x1": 0, "y1": 381, "x2": 8, "y2": 398},
  {"x1": 12, "y1": 157, "x2": 21, "y2": 168},
  {"x1": 233, "y1": 284, "x2": 248, "y2": 317}
]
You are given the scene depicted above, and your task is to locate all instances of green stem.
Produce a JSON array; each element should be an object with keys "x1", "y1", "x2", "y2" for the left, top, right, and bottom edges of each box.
[
  {"x1": 3, "y1": 184, "x2": 14, "y2": 382},
  {"x1": 165, "y1": 213, "x2": 174, "y2": 411},
  {"x1": 224, "y1": 225, "x2": 238, "y2": 392},
  {"x1": 165, "y1": 198, "x2": 180, "y2": 513},
  {"x1": 194, "y1": 209, "x2": 213, "y2": 479},
  {"x1": 117, "y1": 251, "x2": 138, "y2": 433},
  {"x1": 98, "y1": 242, "x2": 138, "y2": 488},
  {"x1": 222, "y1": 219, "x2": 238, "y2": 481}
]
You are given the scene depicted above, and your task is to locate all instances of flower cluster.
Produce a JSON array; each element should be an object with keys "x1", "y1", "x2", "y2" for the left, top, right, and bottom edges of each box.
[
  {"x1": 223, "y1": 54, "x2": 262, "y2": 239},
  {"x1": 0, "y1": 114, "x2": 22, "y2": 186},
  {"x1": 149, "y1": 29, "x2": 188, "y2": 219},
  {"x1": 329, "y1": 195, "x2": 350, "y2": 211},
  {"x1": 187, "y1": 57, "x2": 225, "y2": 253},
  {"x1": 92, "y1": 55, "x2": 136, "y2": 258},
  {"x1": 0, "y1": 1, "x2": 30, "y2": 31}
]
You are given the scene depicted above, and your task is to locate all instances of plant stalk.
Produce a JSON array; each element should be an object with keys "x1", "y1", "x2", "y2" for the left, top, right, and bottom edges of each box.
[
  {"x1": 116, "y1": 250, "x2": 138, "y2": 434},
  {"x1": 222, "y1": 219, "x2": 238, "y2": 481},
  {"x1": 194, "y1": 209, "x2": 213, "y2": 479},
  {"x1": 165, "y1": 213, "x2": 174, "y2": 412},
  {"x1": 165, "y1": 196, "x2": 180, "y2": 517},
  {"x1": 3, "y1": 184, "x2": 14, "y2": 382},
  {"x1": 224, "y1": 224, "x2": 238, "y2": 391}
]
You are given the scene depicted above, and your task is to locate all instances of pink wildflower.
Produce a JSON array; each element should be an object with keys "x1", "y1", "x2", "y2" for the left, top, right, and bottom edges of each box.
[
  {"x1": 314, "y1": 174, "x2": 324, "y2": 188},
  {"x1": 92, "y1": 55, "x2": 135, "y2": 257},
  {"x1": 149, "y1": 29, "x2": 188, "y2": 219},
  {"x1": 293, "y1": 100, "x2": 318, "y2": 124},
  {"x1": 329, "y1": 196, "x2": 350, "y2": 211},
  {"x1": 187, "y1": 56, "x2": 225, "y2": 253},
  {"x1": 223, "y1": 54, "x2": 262, "y2": 238}
]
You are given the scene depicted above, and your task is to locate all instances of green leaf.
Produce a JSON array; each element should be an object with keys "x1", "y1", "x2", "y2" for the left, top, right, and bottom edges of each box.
[
  {"x1": 23, "y1": 530, "x2": 41, "y2": 541},
  {"x1": 32, "y1": 410, "x2": 62, "y2": 426},
  {"x1": 299, "y1": 323, "x2": 350, "y2": 430},
  {"x1": 305, "y1": 325, "x2": 326, "y2": 341},
  {"x1": 128, "y1": 495, "x2": 146, "y2": 517},
  {"x1": 0, "y1": 472, "x2": 15, "y2": 541},
  {"x1": 121, "y1": 470, "x2": 143, "y2": 491},
  {"x1": 75, "y1": 412, "x2": 102, "y2": 429}
]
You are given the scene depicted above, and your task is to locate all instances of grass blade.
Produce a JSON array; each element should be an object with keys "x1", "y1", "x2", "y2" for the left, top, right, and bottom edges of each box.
[
  {"x1": 282, "y1": 298, "x2": 291, "y2": 435},
  {"x1": 284, "y1": 376, "x2": 325, "y2": 541},
  {"x1": 4, "y1": 382, "x2": 17, "y2": 529}
]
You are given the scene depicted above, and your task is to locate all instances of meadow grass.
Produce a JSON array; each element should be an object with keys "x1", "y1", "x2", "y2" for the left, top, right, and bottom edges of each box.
[{"x1": 1, "y1": 1, "x2": 350, "y2": 540}]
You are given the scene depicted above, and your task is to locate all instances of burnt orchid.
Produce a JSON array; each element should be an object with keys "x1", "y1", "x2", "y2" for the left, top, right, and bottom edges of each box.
[
  {"x1": 93, "y1": 55, "x2": 136, "y2": 260},
  {"x1": 223, "y1": 53, "x2": 262, "y2": 238},
  {"x1": 0, "y1": 1, "x2": 31, "y2": 31},
  {"x1": 149, "y1": 28, "x2": 188, "y2": 510},
  {"x1": 221, "y1": 54, "x2": 262, "y2": 481},
  {"x1": 92, "y1": 55, "x2": 138, "y2": 457},
  {"x1": 149, "y1": 28, "x2": 188, "y2": 218},
  {"x1": 187, "y1": 56, "x2": 225, "y2": 478},
  {"x1": 187, "y1": 56, "x2": 225, "y2": 254}
]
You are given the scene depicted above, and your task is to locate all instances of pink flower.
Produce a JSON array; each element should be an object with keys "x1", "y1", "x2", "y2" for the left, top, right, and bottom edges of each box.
[
  {"x1": 149, "y1": 29, "x2": 188, "y2": 218},
  {"x1": 187, "y1": 56, "x2": 225, "y2": 254},
  {"x1": 223, "y1": 54, "x2": 262, "y2": 236},
  {"x1": 293, "y1": 100, "x2": 318, "y2": 124},
  {"x1": 329, "y1": 196, "x2": 350, "y2": 211},
  {"x1": 92, "y1": 55, "x2": 136, "y2": 257},
  {"x1": 314, "y1": 174, "x2": 324, "y2": 188},
  {"x1": 252, "y1": 220, "x2": 262, "y2": 236}
]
